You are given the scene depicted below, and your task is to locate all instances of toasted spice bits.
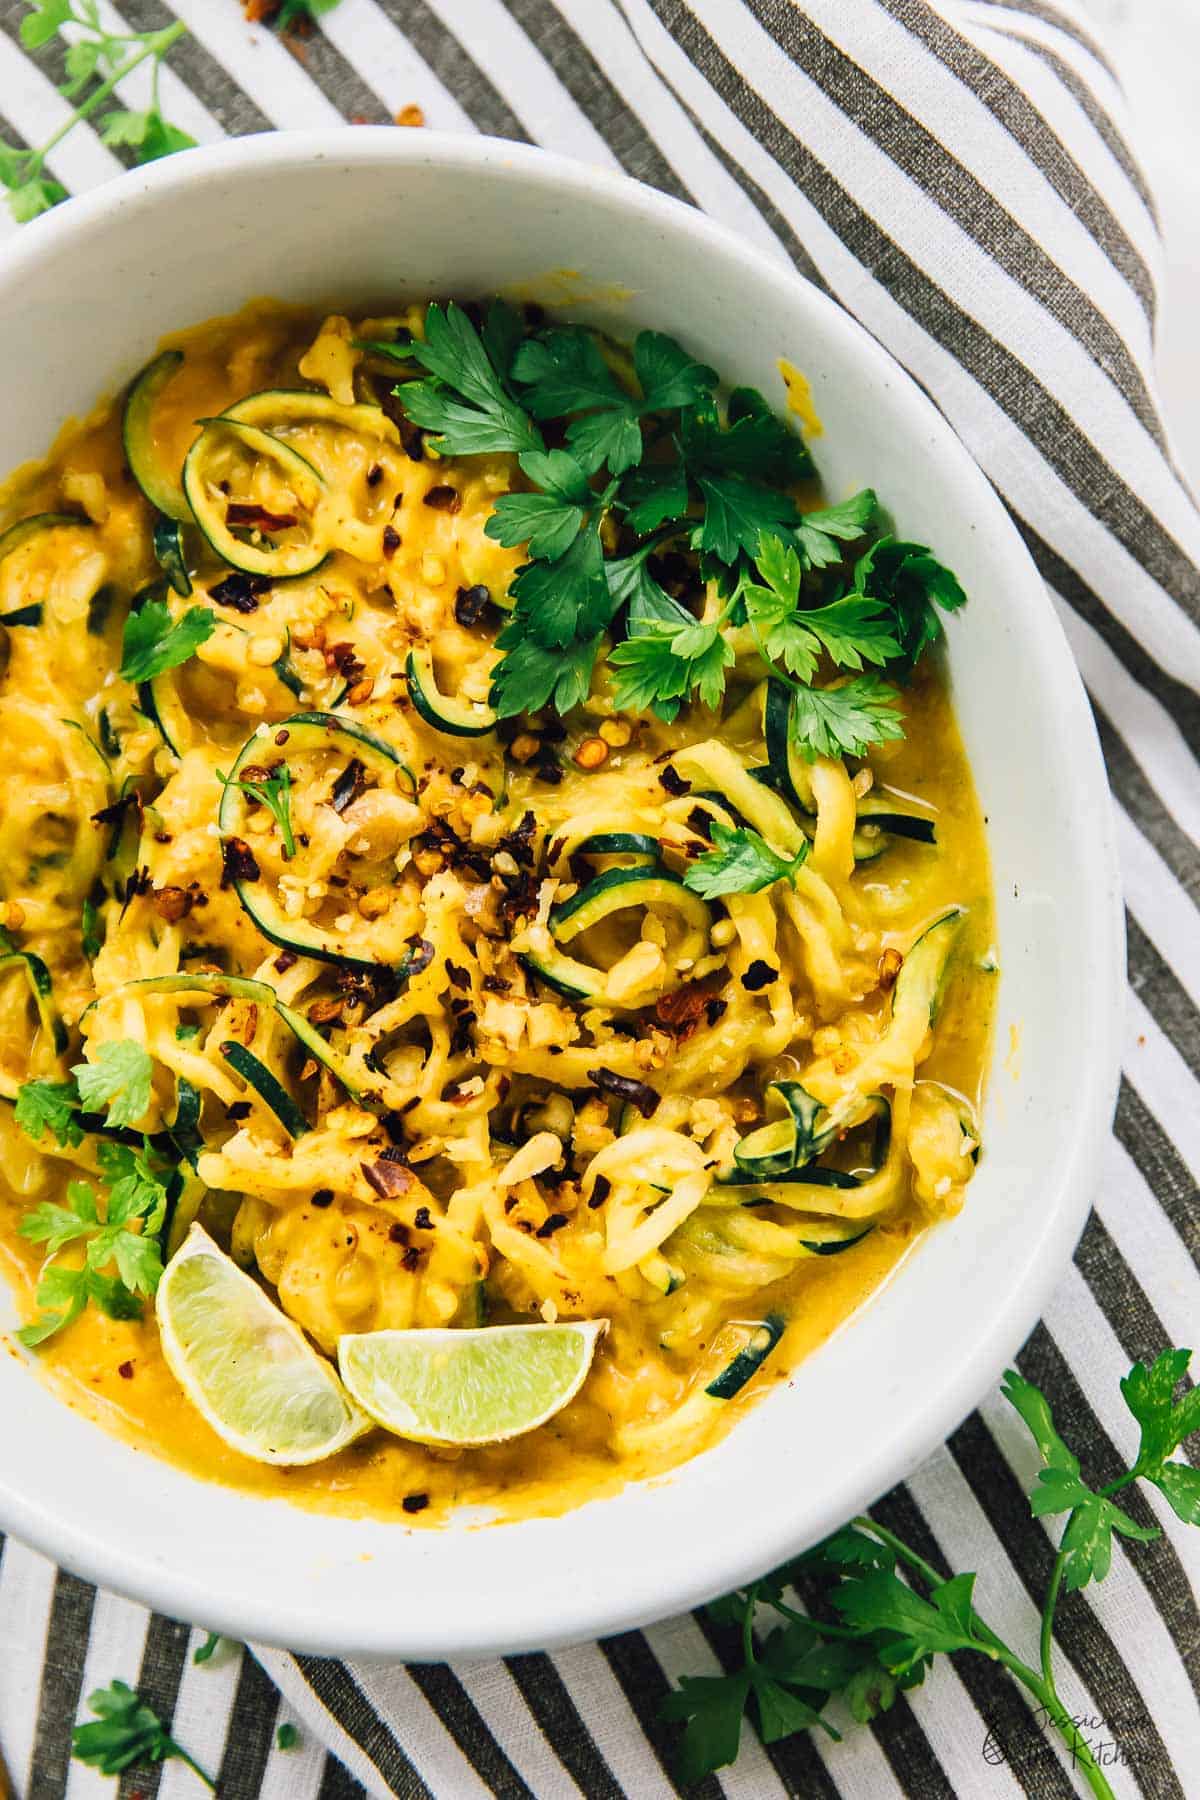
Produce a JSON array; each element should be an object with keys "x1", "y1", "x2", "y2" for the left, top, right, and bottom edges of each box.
[
  {"x1": 423, "y1": 484, "x2": 462, "y2": 513},
  {"x1": 151, "y1": 882, "x2": 207, "y2": 923},
  {"x1": 117, "y1": 1360, "x2": 134, "y2": 1380},
  {"x1": 365, "y1": 462, "x2": 384, "y2": 488},
  {"x1": 655, "y1": 983, "x2": 716, "y2": 1039},
  {"x1": 536, "y1": 1213, "x2": 569, "y2": 1238},
  {"x1": 741, "y1": 959, "x2": 778, "y2": 992},
  {"x1": 587, "y1": 1068, "x2": 659, "y2": 1117},
  {"x1": 225, "y1": 501, "x2": 298, "y2": 533},
  {"x1": 311, "y1": 1189, "x2": 334, "y2": 1209},
  {"x1": 209, "y1": 571, "x2": 270, "y2": 612},
  {"x1": 362, "y1": 1160, "x2": 415, "y2": 1198},
  {"x1": 226, "y1": 1101, "x2": 252, "y2": 1122},
  {"x1": 658, "y1": 764, "x2": 691, "y2": 797},
  {"x1": 382, "y1": 524, "x2": 401, "y2": 558},
  {"x1": 454, "y1": 583, "x2": 498, "y2": 629},
  {"x1": 877, "y1": 946, "x2": 904, "y2": 989},
  {"x1": 573, "y1": 737, "x2": 608, "y2": 770},
  {"x1": 220, "y1": 837, "x2": 260, "y2": 888},
  {"x1": 329, "y1": 758, "x2": 367, "y2": 815},
  {"x1": 327, "y1": 641, "x2": 366, "y2": 684},
  {"x1": 402, "y1": 1492, "x2": 429, "y2": 1514}
]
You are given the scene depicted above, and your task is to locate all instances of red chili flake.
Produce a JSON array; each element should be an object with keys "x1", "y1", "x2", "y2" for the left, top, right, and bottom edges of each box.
[
  {"x1": 365, "y1": 462, "x2": 384, "y2": 488},
  {"x1": 151, "y1": 884, "x2": 197, "y2": 924},
  {"x1": 225, "y1": 502, "x2": 298, "y2": 532},
  {"x1": 388, "y1": 1222, "x2": 410, "y2": 1245},
  {"x1": 275, "y1": 729, "x2": 290, "y2": 746},
  {"x1": 654, "y1": 983, "x2": 712, "y2": 1038},
  {"x1": 658, "y1": 765, "x2": 691, "y2": 798},
  {"x1": 362, "y1": 1160, "x2": 414, "y2": 1198},
  {"x1": 220, "y1": 837, "x2": 260, "y2": 888},
  {"x1": 312, "y1": 1189, "x2": 334, "y2": 1209},
  {"x1": 481, "y1": 974, "x2": 511, "y2": 994},
  {"x1": 423, "y1": 484, "x2": 462, "y2": 513},
  {"x1": 274, "y1": 949, "x2": 298, "y2": 973},
  {"x1": 117, "y1": 1360, "x2": 134, "y2": 1380},
  {"x1": 401, "y1": 1246, "x2": 423, "y2": 1271},
  {"x1": 402, "y1": 1492, "x2": 429, "y2": 1514},
  {"x1": 382, "y1": 524, "x2": 401, "y2": 557},
  {"x1": 210, "y1": 571, "x2": 270, "y2": 613},
  {"x1": 588, "y1": 1175, "x2": 611, "y2": 1210},
  {"x1": 445, "y1": 961, "x2": 470, "y2": 990},
  {"x1": 705, "y1": 997, "x2": 728, "y2": 1027},
  {"x1": 327, "y1": 641, "x2": 366, "y2": 682},
  {"x1": 535, "y1": 1213, "x2": 568, "y2": 1239},
  {"x1": 453, "y1": 584, "x2": 498, "y2": 629},
  {"x1": 413, "y1": 1206, "x2": 432, "y2": 1230},
  {"x1": 741, "y1": 960, "x2": 778, "y2": 992}
]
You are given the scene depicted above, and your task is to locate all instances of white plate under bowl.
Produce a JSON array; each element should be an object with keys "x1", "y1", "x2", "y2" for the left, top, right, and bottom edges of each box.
[{"x1": 0, "y1": 131, "x2": 1121, "y2": 1659}]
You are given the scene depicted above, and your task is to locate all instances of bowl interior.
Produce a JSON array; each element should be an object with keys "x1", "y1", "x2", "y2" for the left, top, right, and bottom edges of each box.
[{"x1": 0, "y1": 133, "x2": 1121, "y2": 1658}]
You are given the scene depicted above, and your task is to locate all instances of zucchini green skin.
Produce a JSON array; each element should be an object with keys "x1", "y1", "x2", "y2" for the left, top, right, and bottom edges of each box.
[
  {"x1": 894, "y1": 908, "x2": 964, "y2": 1029},
  {"x1": 152, "y1": 515, "x2": 192, "y2": 597},
  {"x1": 518, "y1": 952, "x2": 603, "y2": 1002},
  {"x1": 800, "y1": 1223, "x2": 874, "y2": 1256},
  {"x1": 853, "y1": 796, "x2": 937, "y2": 864},
  {"x1": 706, "y1": 1313, "x2": 785, "y2": 1399},
  {"x1": 550, "y1": 865, "x2": 709, "y2": 939},
  {"x1": 0, "y1": 514, "x2": 90, "y2": 626},
  {"x1": 221, "y1": 389, "x2": 401, "y2": 442},
  {"x1": 764, "y1": 679, "x2": 816, "y2": 814},
  {"x1": 162, "y1": 1077, "x2": 204, "y2": 1168},
  {"x1": 138, "y1": 670, "x2": 190, "y2": 759},
  {"x1": 123, "y1": 351, "x2": 192, "y2": 522},
  {"x1": 575, "y1": 832, "x2": 659, "y2": 862},
  {"x1": 85, "y1": 971, "x2": 375, "y2": 1108},
  {"x1": 220, "y1": 1039, "x2": 309, "y2": 1138},
  {"x1": 0, "y1": 948, "x2": 68, "y2": 1100},
  {"x1": 218, "y1": 715, "x2": 414, "y2": 973},
  {"x1": 406, "y1": 649, "x2": 496, "y2": 737},
  {"x1": 161, "y1": 1168, "x2": 207, "y2": 1261},
  {"x1": 672, "y1": 741, "x2": 806, "y2": 858},
  {"x1": 183, "y1": 418, "x2": 327, "y2": 579},
  {"x1": 730, "y1": 1081, "x2": 826, "y2": 1181}
]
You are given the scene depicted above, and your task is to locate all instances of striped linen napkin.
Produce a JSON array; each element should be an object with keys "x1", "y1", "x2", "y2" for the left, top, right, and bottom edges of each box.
[{"x1": 1, "y1": 1, "x2": 1198, "y2": 1795}]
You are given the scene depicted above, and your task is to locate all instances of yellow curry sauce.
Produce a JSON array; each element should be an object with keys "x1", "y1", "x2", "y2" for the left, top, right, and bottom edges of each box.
[{"x1": 0, "y1": 303, "x2": 994, "y2": 1521}]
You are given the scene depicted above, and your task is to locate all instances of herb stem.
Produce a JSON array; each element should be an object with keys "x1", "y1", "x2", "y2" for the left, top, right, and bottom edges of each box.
[
  {"x1": 1041, "y1": 1547, "x2": 1068, "y2": 1688},
  {"x1": 166, "y1": 1739, "x2": 217, "y2": 1791},
  {"x1": 25, "y1": 23, "x2": 185, "y2": 178}
]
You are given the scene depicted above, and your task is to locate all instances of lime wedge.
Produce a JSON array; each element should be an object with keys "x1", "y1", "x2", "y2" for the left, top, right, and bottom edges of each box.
[
  {"x1": 337, "y1": 1320, "x2": 607, "y2": 1447},
  {"x1": 156, "y1": 1225, "x2": 369, "y2": 1465}
]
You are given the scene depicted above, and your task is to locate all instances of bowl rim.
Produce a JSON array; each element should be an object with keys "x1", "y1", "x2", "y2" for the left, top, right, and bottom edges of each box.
[{"x1": 0, "y1": 128, "x2": 1124, "y2": 1659}]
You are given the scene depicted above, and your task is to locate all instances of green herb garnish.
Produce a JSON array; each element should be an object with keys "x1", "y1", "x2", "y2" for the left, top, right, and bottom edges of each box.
[
  {"x1": 683, "y1": 822, "x2": 809, "y2": 900},
  {"x1": 120, "y1": 601, "x2": 216, "y2": 683},
  {"x1": 661, "y1": 1351, "x2": 1200, "y2": 1798},
  {"x1": 276, "y1": 1722, "x2": 300, "y2": 1751},
  {"x1": 192, "y1": 1631, "x2": 222, "y2": 1665},
  {"x1": 13, "y1": 1078, "x2": 83, "y2": 1148},
  {"x1": 17, "y1": 1140, "x2": 168, "y2": 1346},
  {"x1": 72, "y1": 1039, "x2": 154, "y2": 1129},
  {"x1": 72, "y1": 1679, "x2": 215, "y2": 1789},
  {"x1": 217, "y1": 762, "x2": 296, "y2": 859},
  {"x1": 2, "y1": 3, "x2": 193, "y2": 223}
]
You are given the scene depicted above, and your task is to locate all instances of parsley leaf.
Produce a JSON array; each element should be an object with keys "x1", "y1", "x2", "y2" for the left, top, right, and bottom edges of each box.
[
  {"x1": 276, "y1": 1722, "x2": 300, "y2": 1751},
  {"x1": 1003, "y1": 1369, "x2": 1159, "y2": 1588},
  {"x1": 1121, "y1": 1349, "x2": 1200, "y2": 1525},
  {"x1": 17, "y1": 1146, "x2": 168, "y2": 1348},
  {"x1": 692, "y1": 472, "x2": 797, "y2": 565},
  {"x1": 72, "y1": 1039, "x2": 154, "y2": 1129},
  {"x1": 486, "y1": 449, "x2": 592, "y2": 561},
  {"x1": 120, "y1": 601, "x2": 215, "y2": 683},
  {"x1": 489, "y1": 629, "x2": 604, "y2": 719},
  {"x1": 193, "y1": 1632, "x2": 222, "y2": 1666},
  {"x1": 851, "y1": 536, "x2": 966, "y2": 670},
  {"x1": 794, "y1": 489, "x2": 878, "y2": 568},
  {"x1": 618, "y1": 461, "x2": 691, "y2": 535},
  {"x1": 507, "y1": 525, "x2": 612, "y2": 650},
  {"x1": 72, "y1": 1679, "x2": 216, "y2": 1788},
  {"x1": 398, "y1": 302, "x2": 542, "y2": 457},
  {"x1": 513, "y1": 326, "x2": 716, "y2": 476},
  {"x1": 789, "y1": 676, "x2": 904, "y2": 761},
  {"x1": 744, "y1": 532, "x2": 900, "y2": 680},
  {"x1": 14, "y1": 1078, "x2": 83, "y2": 1147},
  {"x1": 609, "y1": 617, "x2": 734, "y2": 721},
  {"x1": 660, "y1": 1670, "x2": 752, "y2": 1787},
  {"x1": 683, "y1": 820, "x2": 809, "y2": 899},
  {"x1": 833, "y1": 1570, "x2": 982, "y2": 1675}
]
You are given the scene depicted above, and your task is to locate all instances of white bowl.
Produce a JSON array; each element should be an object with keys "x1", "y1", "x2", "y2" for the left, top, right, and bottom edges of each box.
[{"x1": 0, "y1": 131, "x2": 1122, "y2": 1659}]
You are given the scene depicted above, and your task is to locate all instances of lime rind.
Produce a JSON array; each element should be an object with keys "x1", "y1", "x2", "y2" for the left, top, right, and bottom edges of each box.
[
  {"x1": 156, "y1": 1225, "x2": 369, "y2": 1466},
  {"x1": 338, "y1": 1321, "x2": 607, "y2": 1448}
]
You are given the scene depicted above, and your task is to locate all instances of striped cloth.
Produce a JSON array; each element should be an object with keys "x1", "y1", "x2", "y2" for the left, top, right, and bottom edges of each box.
[{"x1": 1, "y1": 0, "x2": 1198, "y2": 1795}]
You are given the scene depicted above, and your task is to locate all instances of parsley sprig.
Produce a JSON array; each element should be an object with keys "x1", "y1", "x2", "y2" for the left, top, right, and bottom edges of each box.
[
  {"x1": 2, "y1": 3, "x2": 193, "y2": 223},
  {"x1": 17, "y1": 1138, "x2": 168, "y2": 1345},
  {"x1": 217, "y1": 760, "x2": 296, "y2": 859},
  {"x1": 663, "y1": 1350, "x2": 1200, "y2": 1797},
  {"x1": 121, "y1": 600, "x2": 216, "y2": 683},
  {"x1": 73, "y1": 1679, "x2": 215, "y2": 1789},
  {"x1": 683, "y1": 821, "x2": 809, "y2": 900}
]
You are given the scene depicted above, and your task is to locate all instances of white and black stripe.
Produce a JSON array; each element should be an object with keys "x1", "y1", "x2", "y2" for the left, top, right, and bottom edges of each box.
[{"x1": 1, "y1": 2, "x2": 1197, "y2": 1795}]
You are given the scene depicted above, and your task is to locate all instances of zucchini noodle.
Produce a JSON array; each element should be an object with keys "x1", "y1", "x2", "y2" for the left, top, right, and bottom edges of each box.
[{"x1": 0, "y1": 300, "x2": 995, "y2": 1510}]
